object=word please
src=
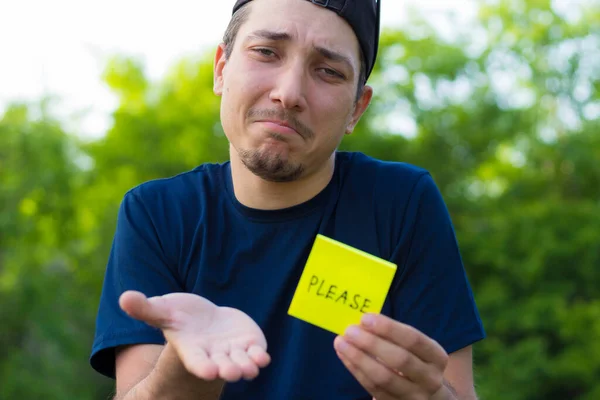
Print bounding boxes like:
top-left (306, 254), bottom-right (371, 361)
top-left (307, 275), bottom-right (371, 313)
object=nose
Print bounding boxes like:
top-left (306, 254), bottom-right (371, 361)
top-left (269, 62), bottom-right (308, 112)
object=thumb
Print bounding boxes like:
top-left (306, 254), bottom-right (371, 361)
top-left (119, 290), bottom-right (172, 329)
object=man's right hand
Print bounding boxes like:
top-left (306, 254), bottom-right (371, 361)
top-left (119, 290), bottom-right (271, 382)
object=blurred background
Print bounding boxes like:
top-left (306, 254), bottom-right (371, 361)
top-left (1, 0), bottom-right (599, 398)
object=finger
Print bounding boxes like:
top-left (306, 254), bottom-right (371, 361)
top-left (230, 348), bottom-right (259, 380)
top-left (361, 314), bottom-right (448, 367)
top-left (334, 336), bottom-right (419, 397)
top-left (336, 346), bottom-right (400, 400)
top-left (343, 325), bottom-right (438, 392)
top-left (211, 352), bottom-right (243, 382)
top-left (119, 291), bottom-right (172, 329)
top-left (337, 350), bottom-right (384, 399)
top-left (247, 344), bottom-right (271, 368)
top-left (179, 347), bottom-right (219, 381)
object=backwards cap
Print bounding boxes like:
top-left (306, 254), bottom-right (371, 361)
top-left (232, 0), bottom-right (381, 80)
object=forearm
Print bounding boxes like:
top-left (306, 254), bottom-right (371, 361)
top-left (117, 343), bottom-right (224, 400)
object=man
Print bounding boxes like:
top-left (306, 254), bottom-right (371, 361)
top-left (90, 0), bottom-right (486, 399)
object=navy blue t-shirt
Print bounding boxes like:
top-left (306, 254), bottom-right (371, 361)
top-left (90, 151), bottom-right (485, 399)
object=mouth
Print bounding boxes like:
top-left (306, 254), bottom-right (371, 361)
top-left (256, 120), bottom-right (300, 136)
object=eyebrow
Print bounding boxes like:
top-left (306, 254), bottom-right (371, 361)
top-left (245, 29), bottom-right (356, 76)
top-left (246, 29), bottom-right (292, 42)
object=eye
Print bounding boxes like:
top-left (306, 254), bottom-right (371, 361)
top-left (252, 48), bottom-right (276, 57)
top-left (320, 68), bottom-right (345, 80)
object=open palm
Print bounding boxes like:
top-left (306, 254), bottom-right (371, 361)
top-left (119, 291), bottom-right (271, 382)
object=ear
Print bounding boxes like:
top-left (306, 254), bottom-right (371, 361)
top-left (346, 85), bottom-right (373, 134)
top-left (214, 43), bottom-right (228, 96)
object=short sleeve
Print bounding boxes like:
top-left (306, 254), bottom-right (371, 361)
top-left (390, 173), bottom-right (485, 354)
top-left (90, 190), bottom-right (184, 379)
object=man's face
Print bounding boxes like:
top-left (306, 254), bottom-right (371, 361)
top-left (214, 0), bottom-right (373, 182)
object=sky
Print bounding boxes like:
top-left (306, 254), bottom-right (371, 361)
top-left (0, 0), bottom-right (475, 138)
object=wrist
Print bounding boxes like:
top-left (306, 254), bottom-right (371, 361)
top-left (142, 343), bottom-right (224, 399)
top-left (431, 380), bottom-right (458, 400)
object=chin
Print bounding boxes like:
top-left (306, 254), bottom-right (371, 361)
top-left (238, 147), bottom-right (304, 183)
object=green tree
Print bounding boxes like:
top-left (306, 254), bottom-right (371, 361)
top-left (0, 102), bottom-right (111, 399)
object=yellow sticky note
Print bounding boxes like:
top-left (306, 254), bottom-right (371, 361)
top-left (288, 234), bottom-right (397, 335)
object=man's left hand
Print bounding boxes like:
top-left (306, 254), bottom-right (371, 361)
top-left (334, 313), bottom-right (451, 400)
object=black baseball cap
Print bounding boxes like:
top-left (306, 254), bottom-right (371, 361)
top-left (231, 0), bottom-right (381, 81)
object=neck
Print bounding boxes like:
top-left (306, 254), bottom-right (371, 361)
top-left (229, 147), bottom-right (335, 210)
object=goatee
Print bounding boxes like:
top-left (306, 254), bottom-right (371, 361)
top-left (238, 146), bottom-right (304, 182)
